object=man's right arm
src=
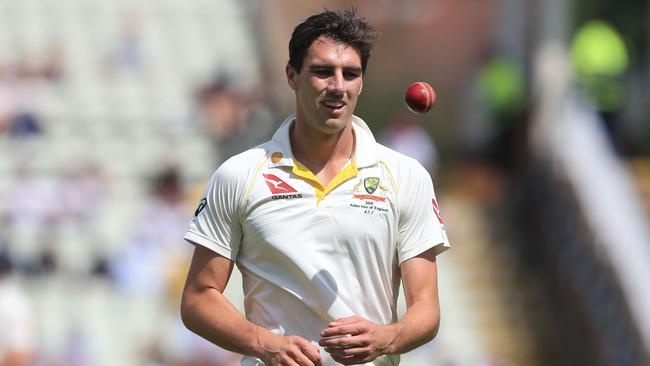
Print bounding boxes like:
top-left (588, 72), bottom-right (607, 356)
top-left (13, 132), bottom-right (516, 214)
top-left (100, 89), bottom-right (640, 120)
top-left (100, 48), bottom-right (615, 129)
top-left (180, 244), bottom-right (322, 366)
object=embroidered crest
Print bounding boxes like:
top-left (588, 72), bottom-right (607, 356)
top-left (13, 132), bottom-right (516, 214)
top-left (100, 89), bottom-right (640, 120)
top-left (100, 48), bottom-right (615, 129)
top-left (364, 177), bottom-right (380, 194)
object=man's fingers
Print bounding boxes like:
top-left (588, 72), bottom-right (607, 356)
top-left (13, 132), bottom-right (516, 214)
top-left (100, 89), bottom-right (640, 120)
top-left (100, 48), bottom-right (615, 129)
top-left (319, 333), bottom-right (354, 349)
top-left (279, 356), bottom-right (301, 366)
top-left (328, 316), bottom-right (361, 325)
top-left (298, 341), bottom-right (321, 365)
top-left (289, 349), bottom-right (317, 366)
top-left (330, 352), bottom-right (369, 365)
top-left (272, 337), bottom-right (320, 366)
top-left (321, 323), bottom-right (366, 338)
top-left (319, 334), bottom-right (366, 349)
top-left (325, 345), bottom-right (369, 357)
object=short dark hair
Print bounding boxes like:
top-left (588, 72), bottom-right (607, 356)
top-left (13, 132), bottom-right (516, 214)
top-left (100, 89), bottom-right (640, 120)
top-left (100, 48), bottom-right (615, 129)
top-left (288, 8), bottom-right (380, 74)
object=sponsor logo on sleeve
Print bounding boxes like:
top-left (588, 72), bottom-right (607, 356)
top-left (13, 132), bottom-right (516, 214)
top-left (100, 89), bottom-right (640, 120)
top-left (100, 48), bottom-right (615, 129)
top-left (194, 197), bottom-right (207, 217)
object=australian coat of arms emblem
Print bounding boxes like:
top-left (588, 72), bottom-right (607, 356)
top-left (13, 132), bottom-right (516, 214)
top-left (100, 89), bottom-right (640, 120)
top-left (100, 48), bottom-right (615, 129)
top-left (364, 177), bottom-right (380, 194)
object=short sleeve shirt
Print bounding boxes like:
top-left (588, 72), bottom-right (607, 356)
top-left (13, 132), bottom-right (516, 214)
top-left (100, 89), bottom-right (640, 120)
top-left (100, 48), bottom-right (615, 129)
top-left (185, 115), bottom-right (450, 366)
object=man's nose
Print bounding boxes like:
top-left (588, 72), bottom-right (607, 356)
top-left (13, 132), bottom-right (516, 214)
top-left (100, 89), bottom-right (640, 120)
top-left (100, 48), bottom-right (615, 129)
top-left (328, 72), bottom-right (345, 94)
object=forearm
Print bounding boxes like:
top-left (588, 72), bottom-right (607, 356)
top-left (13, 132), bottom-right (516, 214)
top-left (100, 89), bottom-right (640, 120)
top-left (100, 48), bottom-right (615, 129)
top-left (180, 287), bottom-right (271, 357)
top-left (385, 299), bottom-right (440, 354)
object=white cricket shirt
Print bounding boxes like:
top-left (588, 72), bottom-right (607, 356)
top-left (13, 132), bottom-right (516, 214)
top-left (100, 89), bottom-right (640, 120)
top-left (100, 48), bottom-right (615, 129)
top-left (185, 115), bottom-right (450, 366)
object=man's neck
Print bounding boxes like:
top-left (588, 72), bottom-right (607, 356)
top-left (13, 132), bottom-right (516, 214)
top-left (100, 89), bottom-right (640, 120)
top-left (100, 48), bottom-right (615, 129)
top-left (290, 119), bottom-right (355, 175)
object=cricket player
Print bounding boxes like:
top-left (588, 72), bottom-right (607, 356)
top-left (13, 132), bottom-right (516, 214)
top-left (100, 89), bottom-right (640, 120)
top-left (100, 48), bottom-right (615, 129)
top-left (181, 8), bottom-right (449, 366)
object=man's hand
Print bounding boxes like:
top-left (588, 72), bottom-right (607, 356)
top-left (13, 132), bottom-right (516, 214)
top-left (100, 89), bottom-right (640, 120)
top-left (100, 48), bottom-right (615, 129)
top-left (259, 333), bottom-right (322, 366)
top-left (318, 316), bottom-right (397, 365)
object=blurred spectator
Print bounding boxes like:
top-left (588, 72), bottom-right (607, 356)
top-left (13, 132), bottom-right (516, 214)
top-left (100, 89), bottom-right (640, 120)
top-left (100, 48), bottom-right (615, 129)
top-left (477, 56), bottom-right (526, 125)
top-left (109, 166), bottom-right (191, 297)
top-left (4, 163), bottom-right (107, 276)
top-left (0, 51), bottom-right (66, 138)
top-left (381, 113), bottom-right (439, 173)
top-left (8, 63), bottom-right (43, 138)
top-left (0, 251), bottom-right (36, 366)
top-left (0, 44), bottom-right (65, 137)
top-left (570, 20), bottom-right (629, 153)
top-left (5, 169), bottom-right (59, 270)
top-left (108, 13), bottom-right (145, 76)
top-left (0, 64), bottom-right (10, 133)
top-left (108, 166), bottom-right (241, 365)
top-left (39, 45), bottom-right (65, 82)
top-left (197, 78), bottom-right (247, 142)
top-left (55, 163), bottom-right (108, 275)
top-left (58, 163), bottom-right (106, 225)
top-left (464, 53), bottom-right (529, 172)
top-left (196, 77), bottom-right (275, 161)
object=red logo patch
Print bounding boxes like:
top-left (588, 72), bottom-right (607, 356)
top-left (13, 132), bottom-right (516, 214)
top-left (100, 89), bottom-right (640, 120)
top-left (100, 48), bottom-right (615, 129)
top-left (353, 194), bottom-right (386, 202)
top-left (432, 198), bottom-right (444, 224)
top-left (263, 174), bottom-right (297, 194)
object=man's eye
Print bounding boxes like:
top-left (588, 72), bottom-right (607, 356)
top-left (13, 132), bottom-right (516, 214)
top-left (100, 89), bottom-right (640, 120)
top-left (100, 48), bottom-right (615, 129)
top-left (313, 69), bottom-right (331, 77)
top-left (344, 72), bottom-right (360, 80)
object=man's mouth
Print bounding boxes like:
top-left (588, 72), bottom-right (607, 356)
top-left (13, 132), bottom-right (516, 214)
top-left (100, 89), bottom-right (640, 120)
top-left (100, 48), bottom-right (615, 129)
top-left (322, 100), bottom-right (346, 112)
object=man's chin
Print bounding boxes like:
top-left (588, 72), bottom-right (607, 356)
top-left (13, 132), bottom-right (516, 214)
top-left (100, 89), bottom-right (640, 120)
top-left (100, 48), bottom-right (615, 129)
top-left (321, 115), bottom-right (351, 129)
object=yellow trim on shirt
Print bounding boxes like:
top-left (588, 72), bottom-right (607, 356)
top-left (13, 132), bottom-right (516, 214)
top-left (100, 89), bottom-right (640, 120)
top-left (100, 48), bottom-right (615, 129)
top-left (292, 158), bottom-right (358, 204)
top-left (242, 156), bottom-right (269, 208)
top-left (379, 160), bottom-right (399, 201)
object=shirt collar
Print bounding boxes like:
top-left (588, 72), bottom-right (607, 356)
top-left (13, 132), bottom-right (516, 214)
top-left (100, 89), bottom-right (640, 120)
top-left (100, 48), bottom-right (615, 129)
top-left (267, 115), bottom-right (379, 168)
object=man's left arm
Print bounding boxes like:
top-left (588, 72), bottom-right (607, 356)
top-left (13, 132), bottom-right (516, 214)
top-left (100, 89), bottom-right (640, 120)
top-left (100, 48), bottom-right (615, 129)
top-left (319, 247), bottom-right (440, 364)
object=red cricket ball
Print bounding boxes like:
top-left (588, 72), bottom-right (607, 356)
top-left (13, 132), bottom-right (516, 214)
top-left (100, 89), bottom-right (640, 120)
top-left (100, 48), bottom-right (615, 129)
top-left (404, 81), bottom-right (436, 113)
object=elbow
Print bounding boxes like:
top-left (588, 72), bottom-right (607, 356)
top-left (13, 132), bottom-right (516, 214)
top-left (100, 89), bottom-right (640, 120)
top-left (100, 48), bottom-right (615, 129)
top-left (428, 308), bottom-right (441, 341)
top-left (421, 307), bottom-right (441, 345)
top-left (430, 316), bottom-right (440, 341)
top-left (180, 290), bottom-right (198, 333)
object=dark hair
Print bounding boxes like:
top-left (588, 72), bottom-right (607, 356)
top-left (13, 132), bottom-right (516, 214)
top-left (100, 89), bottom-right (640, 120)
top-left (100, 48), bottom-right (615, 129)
top-left (288, 8), bottom-right (380, 74)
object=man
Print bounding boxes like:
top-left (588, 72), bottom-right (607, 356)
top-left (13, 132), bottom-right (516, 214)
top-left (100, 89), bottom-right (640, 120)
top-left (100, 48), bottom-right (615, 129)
top-left (181, 9), bottom-right (449, 366)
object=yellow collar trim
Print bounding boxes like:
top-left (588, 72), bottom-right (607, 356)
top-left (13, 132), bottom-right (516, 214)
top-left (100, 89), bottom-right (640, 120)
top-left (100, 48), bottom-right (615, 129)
top-left (292, 157), bottom-right (358, 204)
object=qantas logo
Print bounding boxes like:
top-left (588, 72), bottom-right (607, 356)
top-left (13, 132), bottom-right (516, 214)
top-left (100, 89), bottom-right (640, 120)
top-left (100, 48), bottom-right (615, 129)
top-left (272, 194), bottom-right (302, 200)
top-left (263, 174), bottom-right (297, 194)
top-left (432, 198), bottom-right (444, 224)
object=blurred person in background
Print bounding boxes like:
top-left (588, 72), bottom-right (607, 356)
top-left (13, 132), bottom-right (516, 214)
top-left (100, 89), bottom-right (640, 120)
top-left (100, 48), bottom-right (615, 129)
top-left (181, 8), bottom-right (449, 366)
top-left (58, 163), bottom-right (105, 226)
top-left (107, 12), bottom-right (145, 77)
top-left (5, 168), bottom-right (59, 272)
top-left (467, 53), bottom-right (528, 173)
top-left (381, 112), bottom-right (439, 174)
top-left (0, 65), bottom-right (43, 138)
top-left (571, 20), bottom-right (629, 154)
top-left (196, 76), bottom-right (276, 163)
top-left (0, 60), bottom-right (12, 134)
top-left (0, 250), bottom-right (36, 366)
top-left (110, 165), bottom-right (191, 297)
top-left (0, 46), bottom-right (65, 139)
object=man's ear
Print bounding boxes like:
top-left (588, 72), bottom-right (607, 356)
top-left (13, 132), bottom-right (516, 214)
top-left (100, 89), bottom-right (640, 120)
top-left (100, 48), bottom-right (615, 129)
top-left (286, 63), bottom-right (297, 90)
top-left (359, 81), bottom-right (363, 95)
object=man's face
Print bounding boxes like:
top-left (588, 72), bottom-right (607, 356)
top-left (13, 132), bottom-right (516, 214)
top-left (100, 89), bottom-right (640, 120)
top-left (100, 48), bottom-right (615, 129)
top-left (286, 36), bottom-right (363, 135)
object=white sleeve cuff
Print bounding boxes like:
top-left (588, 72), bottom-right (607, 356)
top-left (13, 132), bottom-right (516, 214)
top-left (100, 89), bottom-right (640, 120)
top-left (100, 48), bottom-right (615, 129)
top-left (184, 231), bottom-right (237, 260)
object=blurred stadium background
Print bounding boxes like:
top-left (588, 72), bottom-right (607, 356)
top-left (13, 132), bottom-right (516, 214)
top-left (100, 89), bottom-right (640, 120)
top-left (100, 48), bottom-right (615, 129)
top-left (1, 0), bottom-right (649, 365)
